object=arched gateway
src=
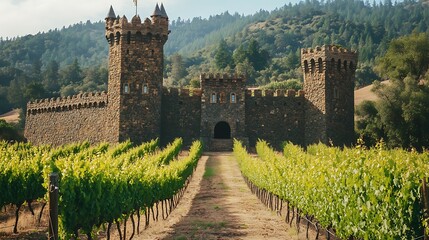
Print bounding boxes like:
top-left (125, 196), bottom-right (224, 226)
top-left (214, 121), bottom-right (231, 139)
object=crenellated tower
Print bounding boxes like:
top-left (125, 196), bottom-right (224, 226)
top-left (105, 4), bottom-right (169, 143)
top-left (302, 45), bottom-right (357, 146)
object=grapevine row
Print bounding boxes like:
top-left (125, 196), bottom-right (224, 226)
top-left (0, 138), bottom-right (202, 239)
top-left (234, 139), bottom-right (429, 239)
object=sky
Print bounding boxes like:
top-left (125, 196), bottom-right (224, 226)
top-left (0, 0), bottom-right (290, 39)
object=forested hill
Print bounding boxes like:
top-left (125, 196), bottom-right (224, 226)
top-left (0, 0), bottom-right (428, 114)
top-left (1, 0), bottom-right (428, 67)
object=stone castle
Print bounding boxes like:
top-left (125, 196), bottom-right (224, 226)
top-left (24, 4), bottom-right (358, 150)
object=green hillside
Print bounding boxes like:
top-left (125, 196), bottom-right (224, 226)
top-left (0, 0), bottom-right (428, 114)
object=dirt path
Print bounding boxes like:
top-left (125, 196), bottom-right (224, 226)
top-left (140, 152), bottom-right (319, 240)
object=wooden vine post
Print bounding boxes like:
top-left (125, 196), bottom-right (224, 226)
top-left (49, 173), bottom-right (59, 240)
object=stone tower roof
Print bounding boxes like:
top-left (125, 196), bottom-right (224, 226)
top-left (152, 3), bottom-right (162, 16)
top-left (160, 3), bottom-right (168, 18)
top-left (106, 5), bottom-right (116, 19)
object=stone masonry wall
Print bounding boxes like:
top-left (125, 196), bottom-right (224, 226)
top-left (245, 89), bottom-right (306, 149)
top-left (161, 88), bottom-right (201, 146)
top-left (25, 92), bottom-right (111, 146)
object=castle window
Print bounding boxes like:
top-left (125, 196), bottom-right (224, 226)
top-left (230, 93), bottom-right (237, 103)
top-left (318, 58), bottom-right (323, 73)
top-left (310, 59), bottom-right (315, 73)
top-left (350, 61), bottom-right (355, 71)
top-left (211, 93), bottom-right (217, 103)
top-left (333, 87), bottom-right (339, 99)
top-left (344, 60), bottom-right (348, 71)
top-left (115, 32), bottom-right (121, 43)
top-left (331, 58), bottom-right (335, 69)
top-left (108, 33), bottom-right (114, 46)
top-left (143, 84), bottom-right (149, 94)
top-left (136, 32), bottom-right (142, 42)
top-left (127, 32), bottom-right (131, 44)
top-left (124, 83), bottom-right (130, 94)
top-left (304, 60), bottom-right (309, 73)
top-left (337, 59), bottom-right (342, 71)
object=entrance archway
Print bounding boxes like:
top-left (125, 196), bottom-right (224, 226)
top-left (214, 121), bottom-right (231, 139)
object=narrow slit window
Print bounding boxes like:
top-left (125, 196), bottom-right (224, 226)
top-left (230, 93), bottom-right (236, 103)
top-left (211, 93), bottom-right (217, 103)
top-left (124, 83), bottom-right (130, 94)
top-left (143, 84), bottom-right (148, 94)
top-left (333, 87), bottom-right (339, 99)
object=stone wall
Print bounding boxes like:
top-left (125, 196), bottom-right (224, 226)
top-left (161, 88), bottom-right (202, 146)
top-left (25, 92), bottom-right (111, 146)
top-left (245, 89), bottom-right (306, 149)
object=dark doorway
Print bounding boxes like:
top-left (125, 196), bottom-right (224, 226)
top-left (214, 121), bottom-right (231, 139)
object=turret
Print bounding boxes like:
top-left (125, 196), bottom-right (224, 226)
top-left (105, 4), bottom-right (169, 144)
top-left (302, 45), bottom-right (357, 146)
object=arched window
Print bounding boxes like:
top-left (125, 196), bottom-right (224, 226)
top-left (124, 83), bottom-right (130, 94)
top-left (109, 33), bottom-right (114, 46)
top-left (115, 32), bottom-right (121, 43)
top-left (230, 93), bottom-right (236, 103)
top-left (127, 31), bottom-right (131, 44)
top-left (318, 58), bottom-right (323, 73)
top-left (135, 32), bottom-right (142, 42)
top-left (211, 93), bottom-right (217, 103)
top-left (337, 59), bottom-right (342, 71)
top-left (304, 60), bottom-right (309, 73)
top-left (310, 59), bottom-right (316, 73)
top-left (344, 60), bottom-right (348, 71)
top-left (143, 84), bottom-right (148, 94)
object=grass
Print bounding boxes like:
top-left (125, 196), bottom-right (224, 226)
top-left (192, 220), bottom-right (228, 230)
top-left (203, 167), bottom-right (215, 178)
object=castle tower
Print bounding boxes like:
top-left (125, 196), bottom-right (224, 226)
top-left (302, 45), bottom-right (357, 146)
top-left (200, 73), bottom-right (247, 151)
top-left (105, 4), bottom-right (169, 143)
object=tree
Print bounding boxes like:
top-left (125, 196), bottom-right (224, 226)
top-left (356, 33), bottom-right (429, 150)
top-left (246, 39), bottom-right (269, 71)
top-left (214, 39), bottom-right (233, 70)
top-left (170, 53), bottom-right (187, 86)
top-left (375, 32), bottom-right (429, 80)
top-left (43, 60), bottom-right (60, 92)
top-left (60, 59), bottom-right (83, 85)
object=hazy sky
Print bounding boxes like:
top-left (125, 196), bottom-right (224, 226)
top-left (0, 0), bottom-right (291, 39)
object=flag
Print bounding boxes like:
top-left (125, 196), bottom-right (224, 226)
top-left (133, 0), bottom-right (137, 6)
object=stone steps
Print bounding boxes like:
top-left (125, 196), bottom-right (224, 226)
top-left (209, 139), bottom-right (233, 152)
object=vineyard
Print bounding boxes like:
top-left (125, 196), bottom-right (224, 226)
top-left (234, 139), bottom-right (429, 239)
top-left (0, 138), bottom-right (203, 239)
top-left (2, 138), bottom-right (429, 239)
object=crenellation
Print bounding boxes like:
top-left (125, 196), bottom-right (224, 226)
top-left (27, 91), bottom-right (108, 114)
top-left (287, 89), bottom-right (296, 97)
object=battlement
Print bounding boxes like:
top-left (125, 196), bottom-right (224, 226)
top-left (105, 4), bottom-right (169, 45)
top-left (301, 45), bottom-right (358, 73)
top-left (162, 87), bottom-right (202, 97)
top-left (27, 92), bottom-right (108, 114)
top-left (200, 73), bottom-right (246, 89)
top-left (245, 89), bottom-right (305, 98)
